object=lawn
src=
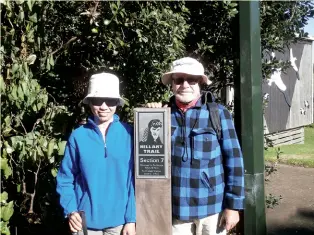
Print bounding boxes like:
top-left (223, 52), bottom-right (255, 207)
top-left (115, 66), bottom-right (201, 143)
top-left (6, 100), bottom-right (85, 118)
top-left (264, 124), bottom-right (314, 167)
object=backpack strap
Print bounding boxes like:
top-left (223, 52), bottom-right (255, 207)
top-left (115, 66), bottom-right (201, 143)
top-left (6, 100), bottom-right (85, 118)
top-left (206, 102), bottom-right (222, 141)
top-left (203, 91), bottom-right (222, 141)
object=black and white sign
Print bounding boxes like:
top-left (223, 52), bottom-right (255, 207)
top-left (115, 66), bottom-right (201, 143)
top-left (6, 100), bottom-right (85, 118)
top-left (134, 108), bottom-right (169, 178)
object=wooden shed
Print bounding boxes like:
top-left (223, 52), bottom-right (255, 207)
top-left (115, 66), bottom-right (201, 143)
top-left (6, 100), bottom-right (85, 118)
top-left (263, 38), bottom-right (314, 146)
top-left (224, 38), bottom-right (314, 146)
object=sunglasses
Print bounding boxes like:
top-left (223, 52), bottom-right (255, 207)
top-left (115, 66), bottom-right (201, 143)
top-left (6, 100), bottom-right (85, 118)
top-left (89, 98), bottom-right (119, 107)
top-left (172, 77), bottom-right (200, 85)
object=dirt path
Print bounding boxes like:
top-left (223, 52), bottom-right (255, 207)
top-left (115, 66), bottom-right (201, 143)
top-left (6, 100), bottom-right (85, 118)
top-left (265, 164), bottom-right (314, 235)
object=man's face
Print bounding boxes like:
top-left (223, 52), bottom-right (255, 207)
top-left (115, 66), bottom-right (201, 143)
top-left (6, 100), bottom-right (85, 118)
top-left (150, 127), bottom-right (161, 140)
top-left (89, 98), bottom-right (118, 124)
top-left (171, 73), bottom-right (201, 103)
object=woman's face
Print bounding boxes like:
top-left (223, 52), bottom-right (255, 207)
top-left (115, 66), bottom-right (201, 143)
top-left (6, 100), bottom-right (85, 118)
top-left (89, 98), bottom-right (118, 124)
top-left (150, 126), bottom-right (161, 140)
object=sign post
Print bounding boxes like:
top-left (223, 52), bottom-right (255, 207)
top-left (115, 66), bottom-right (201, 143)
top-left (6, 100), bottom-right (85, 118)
top-left (234, 2), bottom-right (267, 234)
top-left (134, 108), bottom-right (172, 235)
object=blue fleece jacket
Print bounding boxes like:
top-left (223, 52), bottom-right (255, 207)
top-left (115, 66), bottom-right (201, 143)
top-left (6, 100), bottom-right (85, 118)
top-left (56, 115), bottom-right (135, 230)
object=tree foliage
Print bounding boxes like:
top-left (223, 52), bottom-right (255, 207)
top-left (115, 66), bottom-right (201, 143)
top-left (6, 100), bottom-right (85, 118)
top-left (1, 1), bottom-right (313, 234)
top-left (35, 1), bottom-right (189, 122)
top-left (1, 1), bottom-right (70, 233)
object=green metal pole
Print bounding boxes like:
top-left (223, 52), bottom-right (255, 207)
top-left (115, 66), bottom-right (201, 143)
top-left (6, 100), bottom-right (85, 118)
top-left (235, 1), bottom-right (266, 235)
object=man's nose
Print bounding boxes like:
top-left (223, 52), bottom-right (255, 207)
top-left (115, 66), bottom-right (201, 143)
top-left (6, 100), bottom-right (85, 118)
top-left (181, 80), bottom-right (190, 88)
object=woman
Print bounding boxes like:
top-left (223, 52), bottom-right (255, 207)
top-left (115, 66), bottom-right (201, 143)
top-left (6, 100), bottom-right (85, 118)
top-left (140, 119), bottom-right (163, 145)
top-left (56, 72), bottom-right (136, 235)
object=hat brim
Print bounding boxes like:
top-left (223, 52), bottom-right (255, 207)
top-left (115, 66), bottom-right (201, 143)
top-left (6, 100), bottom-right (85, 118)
top-left (82, 95), bottom-right (125, 106)
top-left (161, 72), bottom-right (212, 85)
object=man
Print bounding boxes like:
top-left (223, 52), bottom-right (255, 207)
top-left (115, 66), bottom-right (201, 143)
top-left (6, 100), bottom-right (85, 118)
top-left (57, 72), bottom-right (136, 235)
top-left (147, 57), bottom-right (244, 235)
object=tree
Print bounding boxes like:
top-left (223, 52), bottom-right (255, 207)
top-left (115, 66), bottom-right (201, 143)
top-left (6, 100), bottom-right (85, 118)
top-left (1, 1), bottom-right (70, 233)
top-left (36, 1), bottom-right (189, 122)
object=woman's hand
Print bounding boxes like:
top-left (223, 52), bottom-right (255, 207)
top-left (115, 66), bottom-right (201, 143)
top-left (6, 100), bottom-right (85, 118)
top-left (68, 212), bottom-right (82, 233)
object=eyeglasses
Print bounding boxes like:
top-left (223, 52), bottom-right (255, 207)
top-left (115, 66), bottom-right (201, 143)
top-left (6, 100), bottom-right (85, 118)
top-left (172, 77), bottom-right (199, 85)
top-left (89, 98), bottom-right (119, 107)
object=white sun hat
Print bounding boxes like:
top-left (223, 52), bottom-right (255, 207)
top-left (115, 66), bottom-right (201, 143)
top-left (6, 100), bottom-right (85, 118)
top-left (82, 72), bottom-right (124, 106)
top-left (161, 57), bottom-right (212, 85)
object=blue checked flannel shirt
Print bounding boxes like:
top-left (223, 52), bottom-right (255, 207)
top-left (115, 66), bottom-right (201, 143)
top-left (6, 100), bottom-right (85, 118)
top-left (170, 94), bottom-right (245, 221)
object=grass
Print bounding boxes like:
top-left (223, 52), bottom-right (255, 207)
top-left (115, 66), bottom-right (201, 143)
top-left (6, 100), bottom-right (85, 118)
top-left (264, 124), bottom-right (314, 168)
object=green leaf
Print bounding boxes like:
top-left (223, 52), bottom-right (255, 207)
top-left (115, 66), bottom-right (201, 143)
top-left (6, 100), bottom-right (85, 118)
top-left (11, 85), bottom-right (18, 100)
top-left (29, 13), bottom-right (37, 23)
top-left (12, 64), bottom-right (18, 74)
top-left (46, 57), bottom-right (51, 71)
top-left (2, 127), bottom-right (12, 136)
top-left (91, 28), bottom-right (98, 34)
top-left (0, 192), bottom-right (8, 202)
top-left (51, 168), bottom-right (58, 177)
top-left (47, 140), bottom-right (55, 158)
top-left (26, 54), bottom-right (37, 65)
top-left (32, 104), bottom-right (38, 112)
top-left (27, 0), bottom-right (33, 11)
top-left (36, 145), bottom-right (44, 157)
top-left (0, 75), bottom-right (5, 93)
top-left (4, 166), bottom-right (12, 179)
top-left (58, 141), bottom-right (67, 155)
top-left (5, 146), bottom-right (13, 154)
top-left (23, 62), bottom-right (29, 76)
top-left (19, 10), bottom-right (24, 21)
top-left (21, 81), bottom-right (28, 96)
top-left (17, 184), bottom-right (21, 193)
top-left (49, 156), bottom-right (55, 164)
top-left (1, 201), bottom-right (14, 221)
top-left (17, 85), bottom-right (24, 100)
top-left (42, 94), bottom-right (48, 105)
top-left (4, 116), bottom-right (11, 126)
top-left (18, 144), bottom-right (26, 160)
top-left (37, 102), bottom-right (42, 111)
top-left (0, 221), bottom-right (11, 235)
top-left (136, 29), bottom-right (142, 38)
top-left (49, 54), bottom-right (54, 66)
top-left (26, 29), bottom-right (34, 41)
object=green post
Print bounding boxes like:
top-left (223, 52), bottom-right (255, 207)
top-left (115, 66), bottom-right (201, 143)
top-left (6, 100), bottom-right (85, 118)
top-left (234, 1), bottom-right (266, 235)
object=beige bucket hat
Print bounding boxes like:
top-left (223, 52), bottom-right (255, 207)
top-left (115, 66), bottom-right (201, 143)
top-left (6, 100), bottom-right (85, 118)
top-left (82, 72), bottom-right (124, 106)
top-left (161, 57), bottom-right (212, 85)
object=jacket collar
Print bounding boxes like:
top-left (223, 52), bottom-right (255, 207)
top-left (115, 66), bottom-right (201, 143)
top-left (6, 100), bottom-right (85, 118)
top-left (170, 91), bottom-right (215, 110)
top-left (87, 114), bottom-right (120, 129)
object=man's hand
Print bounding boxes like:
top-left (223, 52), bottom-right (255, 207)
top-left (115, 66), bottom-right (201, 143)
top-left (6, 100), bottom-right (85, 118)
top-left (68, 212), bottom-right (82, 233)
top-left (122, 222), bottom-right (136, 235)
top-left (219, 209), bottom-right (240, 232)
top-left (145, 102), bottom-right (167, 108)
